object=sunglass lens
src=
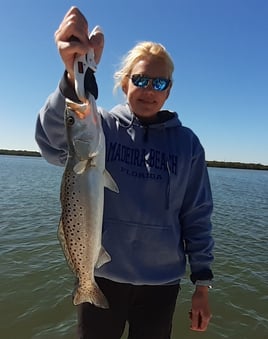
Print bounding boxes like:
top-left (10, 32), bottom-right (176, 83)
top-left (132, 75), bottom-right (148, 88)
top-left (153, 78), bottom-right (170, 91)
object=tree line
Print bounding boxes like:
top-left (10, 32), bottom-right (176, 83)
top-left (0, 149), bottom-right (267, 170)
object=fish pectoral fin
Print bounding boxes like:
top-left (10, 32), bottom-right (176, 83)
top-left (103, 169), bottom-right (119, 193)
top-left (96, 246), bottom-right (111, 269)
top-left (73, 160), bottom-right (88, 174)
top-left (73, 140), bottom-right (91, 158)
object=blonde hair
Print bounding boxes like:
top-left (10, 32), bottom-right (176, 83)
top-left (114, 41), bottom-right (174, 92)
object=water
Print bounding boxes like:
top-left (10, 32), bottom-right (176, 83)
top-left (0, 155), bottom-right (267, 339)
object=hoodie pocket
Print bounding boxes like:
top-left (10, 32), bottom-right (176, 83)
top-left (100, 219), bottom-right (186, 284)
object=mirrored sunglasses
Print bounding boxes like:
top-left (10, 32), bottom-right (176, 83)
top-left (129, 74), bottom-right (171, 91)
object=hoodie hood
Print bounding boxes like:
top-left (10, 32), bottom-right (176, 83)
top-left (109, 103), bottom-right (182, 129)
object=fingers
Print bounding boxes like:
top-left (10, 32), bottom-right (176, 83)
top-left (55, 6), bottom-right (89, 52)
top-left (88, 27), bottom-right (104, 65)
top-left (54, 6), bottom-right (105, 86)
top-left (54, 7), bottom-right (91, 82)
top-left (189, 309), bottom-right (212, 331)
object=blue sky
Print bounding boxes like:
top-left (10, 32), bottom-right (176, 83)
top-left (1, 0), bottom-right (267, 164)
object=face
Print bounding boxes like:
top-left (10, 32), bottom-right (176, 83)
top-left (123, 57), bottom-right (171, 120)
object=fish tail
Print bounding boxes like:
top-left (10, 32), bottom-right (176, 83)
top-left (73, 281), bottom-right (109, 309)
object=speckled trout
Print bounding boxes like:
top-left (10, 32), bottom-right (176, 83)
top-left (58, 85), bottom-right (119, 308)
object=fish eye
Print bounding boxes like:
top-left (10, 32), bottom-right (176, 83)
top-left (66, 116), bottom-right (75, 126)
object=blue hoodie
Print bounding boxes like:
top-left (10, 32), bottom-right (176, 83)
top-left (35, 86), bottom-right (214, 286)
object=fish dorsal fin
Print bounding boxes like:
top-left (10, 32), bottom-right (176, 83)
top-left (73, 160), bottom-right (88, 174)
top-left (96, 246), bottom-right (111, 269)
top-left (103, 169), bottom-right (119, 193)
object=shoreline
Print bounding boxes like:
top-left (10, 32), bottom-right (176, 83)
top-left (0, 149), bottom-right (267, 170)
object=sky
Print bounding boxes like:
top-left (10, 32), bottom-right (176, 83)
top-left (0, 0), bottom-right (267, 164)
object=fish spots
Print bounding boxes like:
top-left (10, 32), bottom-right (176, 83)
top-left (60, 169), bottom-right (88, 272)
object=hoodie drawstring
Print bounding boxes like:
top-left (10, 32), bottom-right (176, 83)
top-left (164, 127), bottom-right (172, 210)
top-left (165, 160), bottom-right (171, 210)
top-left (144, 125), bottom-right (172, 210)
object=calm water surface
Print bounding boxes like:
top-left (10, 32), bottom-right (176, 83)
top-left (0, 155), bottom-right (267, 339)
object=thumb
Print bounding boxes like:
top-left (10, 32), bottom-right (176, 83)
top-left (88, 26), bottom-right (104, 65)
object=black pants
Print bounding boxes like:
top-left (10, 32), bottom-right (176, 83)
top-left (77, 277), bottom-right (180, 339)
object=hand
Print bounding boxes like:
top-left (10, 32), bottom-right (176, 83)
top-left (189, 286), bottom-right (212, 331)
top-left (54, 6), bottom-right (104, 86)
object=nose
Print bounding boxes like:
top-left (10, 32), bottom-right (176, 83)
top-left (144, 79), bottom-right (155, 91)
